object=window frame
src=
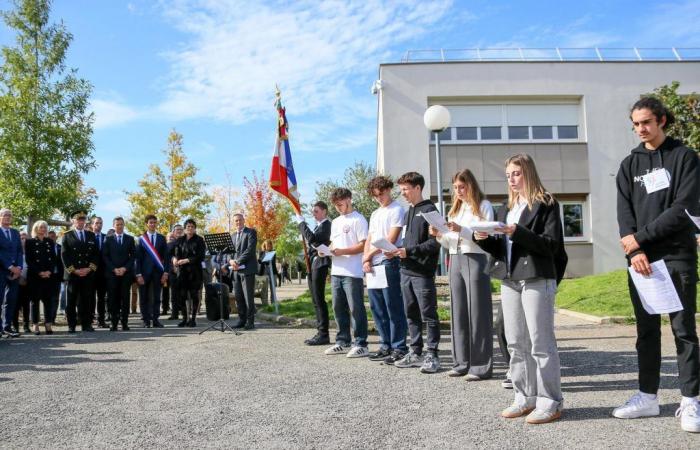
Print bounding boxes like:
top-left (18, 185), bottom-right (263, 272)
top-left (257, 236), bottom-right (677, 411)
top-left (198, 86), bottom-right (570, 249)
top-left (559, 200), bottom-right (590, 243)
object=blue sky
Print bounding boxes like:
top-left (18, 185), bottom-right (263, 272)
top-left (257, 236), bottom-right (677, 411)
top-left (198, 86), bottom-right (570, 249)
top-left (1, 0), bottom-right (699, 222)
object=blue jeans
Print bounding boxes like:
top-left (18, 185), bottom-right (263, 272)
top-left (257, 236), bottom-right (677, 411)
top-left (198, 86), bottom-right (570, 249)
top-left (368, 258), bottom-right (407, 352)
top-left (0, 272), bottom-right (19, 330)
top-left (331, 275), bottom-right (367, 347)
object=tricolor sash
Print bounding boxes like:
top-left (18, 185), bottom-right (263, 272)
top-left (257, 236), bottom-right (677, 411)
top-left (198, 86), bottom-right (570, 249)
top-left (140, 234), bottom-right (165, 272)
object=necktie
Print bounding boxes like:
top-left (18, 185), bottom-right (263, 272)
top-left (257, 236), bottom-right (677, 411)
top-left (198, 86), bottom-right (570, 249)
top-left (4, 229), bottom-right (9, 241)
top-left (118, 235), bottom-right (122, 245)
top-left (151, 234), bottom-right (155, 246)
top-left (97, 235), bottom-right (102, 250)
top-left (79, 231), bottom-right (83, 242)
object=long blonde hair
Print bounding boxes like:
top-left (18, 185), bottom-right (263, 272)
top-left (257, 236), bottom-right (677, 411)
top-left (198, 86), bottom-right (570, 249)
top-left (505, 154), bottom-right (554, 209)
top-left (448, 169), bottom-right (486, 219)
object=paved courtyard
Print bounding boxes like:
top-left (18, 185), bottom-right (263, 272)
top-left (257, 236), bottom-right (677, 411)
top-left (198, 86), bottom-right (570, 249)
top-left (1, 287), bottom-right (698, 448)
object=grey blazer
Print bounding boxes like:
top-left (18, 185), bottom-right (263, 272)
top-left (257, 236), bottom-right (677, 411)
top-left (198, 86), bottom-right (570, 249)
top-left (231, 227), bottom-right (258, 276)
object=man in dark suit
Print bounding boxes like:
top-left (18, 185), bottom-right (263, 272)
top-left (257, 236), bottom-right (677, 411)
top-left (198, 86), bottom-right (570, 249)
top-left (297, 201), bottom-right (332, 345)
top-left (229, 213), bottom-right (258, 330)
top-left (103, 217), bottom-right (136, 331)
top-left (61, 210), bottom-right (100, 333)
top-left (134, 214), bottom-right (169, 328)
top-left (47, 230), bottom-right (64, 322)
top-left (0, 209), bottom-right (23, 338)
top-left (91, 216), bottom-right (108, 327)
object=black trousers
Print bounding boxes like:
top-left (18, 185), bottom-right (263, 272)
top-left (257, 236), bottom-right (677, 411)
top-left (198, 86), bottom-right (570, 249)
top-left (108, 274), bottom-right (132, 326)
top-left (400, 273), bottom-right (440, 355)
top-left (30, 277), bottom-right (56, 324)
top-left (307, 265), bottom-right (329, 336)
top-left (495, 302), bottom-right (510, 364)
top-left (66, 275), bottom-right (95, 329)
top-left (93, 271), bottom-right (107, 323)
top-left (162, 285), bottom-right (170, 314)
top-left (233, 272), bottom-right (256, 325)
top-left (630, 258), bottom-right (699, 397)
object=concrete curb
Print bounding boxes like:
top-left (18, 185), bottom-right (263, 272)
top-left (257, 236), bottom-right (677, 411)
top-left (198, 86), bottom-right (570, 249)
top-left (555, 308), bottom-right (631, 324)
top-left (257, 312), bottom-right (452, 330)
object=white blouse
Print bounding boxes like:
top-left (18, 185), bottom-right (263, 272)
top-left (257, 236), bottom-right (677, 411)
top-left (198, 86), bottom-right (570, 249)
top-left (506, 198), bottom-right (528, 266)
top-left (437, 199), bottom-right (494, 255)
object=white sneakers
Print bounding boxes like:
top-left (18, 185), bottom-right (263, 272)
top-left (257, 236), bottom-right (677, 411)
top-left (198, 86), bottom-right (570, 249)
top-left (323, 344), bottom-right (369, 358)
top-left (676, 398), bottom-right (700, 433)
top-left (324, 344), bottom-right (350, 355)
top-left (346, 346), bottom-right (369, 358)
top-left (613, 392), bottom-right (700, 433)
top-left (612, 392), bottom-right (660, 419)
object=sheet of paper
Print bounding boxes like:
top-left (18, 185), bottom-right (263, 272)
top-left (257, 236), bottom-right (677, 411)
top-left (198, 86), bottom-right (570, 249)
top-left (471, 221), bottom-right (506, 234)
top-left (628, 260), bottom-right (683, 315)
top-left (313, 244), bottom-right (332, 257)
top-left (261, 251), bottom-right (276, 263)
top-left (421, 211), bottom-right (449, 234)
top-left (366, 264), bottom-right (388, 289)
top-left (686, 209), bottom-right (700, 230)
top-left (371, 238), bottom-right (398, 253)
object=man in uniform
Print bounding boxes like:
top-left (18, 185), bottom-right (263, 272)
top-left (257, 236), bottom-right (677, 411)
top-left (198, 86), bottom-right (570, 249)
top-left (61, 210), bottom-right (99, 333)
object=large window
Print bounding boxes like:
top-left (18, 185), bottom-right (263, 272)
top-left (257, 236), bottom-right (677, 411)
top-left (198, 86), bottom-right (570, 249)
top-left (430, 103), bottom-right (583, 144)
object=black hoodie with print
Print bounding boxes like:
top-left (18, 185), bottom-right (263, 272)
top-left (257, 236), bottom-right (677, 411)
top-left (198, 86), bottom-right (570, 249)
top-left (616, 137), bottom-right (699, 263)
top-left (400, 199), bottom-right (441, 277)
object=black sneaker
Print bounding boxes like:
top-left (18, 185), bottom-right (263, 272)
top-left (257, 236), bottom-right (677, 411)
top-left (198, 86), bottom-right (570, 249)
top-left (369, 348), bottom-right (392, 361)
top-left (305, 335), bottom-right (330, 346)
top-left (382, 350), bottom-right (406, 365)
top-left (4, 327), bottom-right (19, 338)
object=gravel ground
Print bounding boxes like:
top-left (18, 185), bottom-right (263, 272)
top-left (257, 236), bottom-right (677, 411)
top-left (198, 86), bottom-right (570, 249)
top-left (1, 316), bottom-right (699, 449)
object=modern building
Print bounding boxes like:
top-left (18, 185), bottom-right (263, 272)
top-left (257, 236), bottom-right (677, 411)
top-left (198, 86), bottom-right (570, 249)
top-left (374, 48), bottom-right (700, 277)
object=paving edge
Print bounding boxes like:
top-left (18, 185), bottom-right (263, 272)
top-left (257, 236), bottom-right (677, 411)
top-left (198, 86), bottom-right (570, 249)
top-left (555, 308), bottom-right (630, 324)
top-left (256, 312), bottom-right (452, 330)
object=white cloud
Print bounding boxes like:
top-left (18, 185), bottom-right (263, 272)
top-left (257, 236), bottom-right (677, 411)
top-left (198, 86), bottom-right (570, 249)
top-left (91, 95), bottom-right (142, 129)
top-left (156, 0), bottom-right (454, 123)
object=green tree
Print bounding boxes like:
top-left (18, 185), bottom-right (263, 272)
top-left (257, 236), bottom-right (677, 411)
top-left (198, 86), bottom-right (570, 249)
top-left (0, 0), bottom-right (95, 229)
top-left (125, 129), bottom-right (212, 236)
top-left (314, 160), bottom-right (377, 220)
top-left (648, 81), bottom-right (700, 151)
top-left (274, 202), bottom-right (303, 262)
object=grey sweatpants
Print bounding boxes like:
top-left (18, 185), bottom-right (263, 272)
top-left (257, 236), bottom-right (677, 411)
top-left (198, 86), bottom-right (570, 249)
top-left (501, 278), bottom-right (562, 412)
top-left (448, 253), bottom-right (493, 377)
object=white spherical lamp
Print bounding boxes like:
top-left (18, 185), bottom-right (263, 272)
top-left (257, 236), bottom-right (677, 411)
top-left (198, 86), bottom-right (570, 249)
top-left (423, 105), bottom-right (451, 131)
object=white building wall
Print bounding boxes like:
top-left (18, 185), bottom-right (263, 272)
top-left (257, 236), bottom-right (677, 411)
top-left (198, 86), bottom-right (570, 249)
top-left (376, 61), bottom-right (700, 274)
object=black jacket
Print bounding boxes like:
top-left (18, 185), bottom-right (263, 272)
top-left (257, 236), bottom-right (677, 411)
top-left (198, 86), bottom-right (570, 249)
top-left (25, 238), bottom-right (56, 280)
top-left (135, 232), bottom-right (169, 278)
top-left (400, 199), bottom-right (440, 278)
top-left (61, 229), bottom-right (99, 280)
top-left (476, 198), bottom-right (567, 284)
top-left (299, 219), bottom-right (332, 270)
top-left (102, 234), bottom-right (136, 279)
top-left (616, 137), bottom-right (699, 263)
top-left (231, 227), bottom-right (258, 276)
top-left (173, 234), bottom-right (206, 289)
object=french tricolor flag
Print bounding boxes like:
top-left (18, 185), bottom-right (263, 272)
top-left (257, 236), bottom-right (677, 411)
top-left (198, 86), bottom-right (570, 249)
top-left (269, 88), bottom-right (301, 214)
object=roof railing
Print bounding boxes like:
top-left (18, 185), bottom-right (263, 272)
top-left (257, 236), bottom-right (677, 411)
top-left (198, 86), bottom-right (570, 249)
top-left (400, 47), bottom-right (700, 63)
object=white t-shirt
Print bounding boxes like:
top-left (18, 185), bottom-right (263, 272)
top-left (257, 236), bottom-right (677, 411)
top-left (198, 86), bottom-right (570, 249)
top-left (506, 198), bottom-right (528, 266)
top-left (437, 199), bottom-right (493, 255)
top-left (368, 200), bottom-right (405, 265)
top-left (330, 210), bottom-right (368, 278)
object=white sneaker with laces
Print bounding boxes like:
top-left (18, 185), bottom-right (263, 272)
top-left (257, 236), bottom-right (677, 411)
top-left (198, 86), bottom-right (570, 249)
top-left (346, 346), bottom-right (369, 358)
top-left (324, 344), bottom-right (350, 355)
top-left (676, 398), bottom-right (700, 433)
top-left (612, 392), bottom-right (660, 419)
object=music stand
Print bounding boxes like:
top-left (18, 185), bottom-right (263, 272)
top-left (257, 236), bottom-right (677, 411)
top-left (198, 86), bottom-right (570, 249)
top-left (200, 232), bottom-right (239, 335)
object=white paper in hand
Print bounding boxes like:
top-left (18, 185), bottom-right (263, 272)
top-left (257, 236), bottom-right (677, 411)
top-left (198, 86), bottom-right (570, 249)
top-left (628, 260), bottom-right (683, 315)
top-left (686, 209), bottom-right (700, 230)
top-left (293, 214), bottom-right (305, 224)
top-left (366, 264), bottom-right (388, 289)
top-left (421, 211), bottom-right (449, 234)
top-left (313, 244), bottom-right (332, 257)
top-left (371, 238), bottom-right (398, 253)
top-left (471, 221), bottom-right (506, 234)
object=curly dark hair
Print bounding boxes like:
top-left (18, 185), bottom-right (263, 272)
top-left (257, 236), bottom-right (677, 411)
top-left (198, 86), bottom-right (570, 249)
top-left (396, 172), bottom-right (425, 190)
top-left (630, 97), bottom-right (676, 129)
top-left (366, 175), bottom-right (394, 196)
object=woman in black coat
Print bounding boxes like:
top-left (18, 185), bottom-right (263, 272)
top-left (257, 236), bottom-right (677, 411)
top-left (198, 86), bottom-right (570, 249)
top-left (25, 220), bottom-right (57, 335)
top-left (171, 219), bottom-right (206, 327)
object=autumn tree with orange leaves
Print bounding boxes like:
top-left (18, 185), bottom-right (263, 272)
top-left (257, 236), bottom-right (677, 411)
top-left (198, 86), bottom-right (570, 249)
top-left (242, 171), bottom-right (287, 246)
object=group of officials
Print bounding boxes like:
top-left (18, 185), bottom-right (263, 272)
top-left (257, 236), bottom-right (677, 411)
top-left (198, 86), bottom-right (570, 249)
top-left (0, 209), bottom-right (261, 335)
top-left (294, 97), bottom-right (699, 431)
